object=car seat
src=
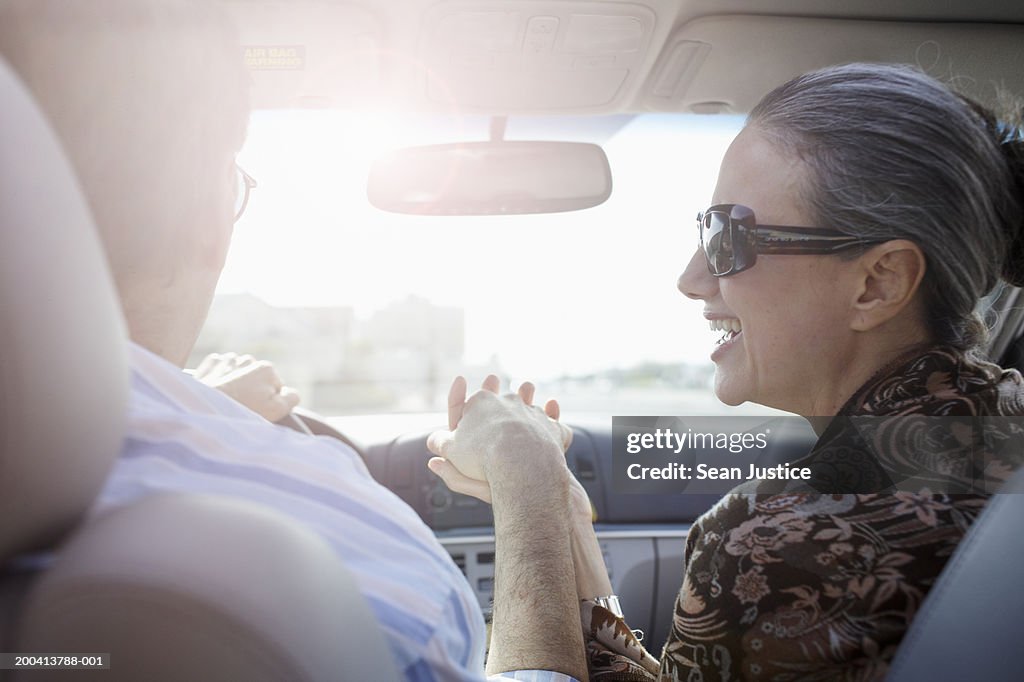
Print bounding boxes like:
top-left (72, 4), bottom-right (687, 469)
top-left (0, 56), bottom-right (399, 682)
top-left (885, 462), bottom-right (1024, 681)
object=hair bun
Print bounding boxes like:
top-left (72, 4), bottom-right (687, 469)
top-left (958, 94), bottom-right (1024, 286)
top-left (997, 130), bottom-right (1024, 286)
top-left (1000, 133), bottom-right (1024, 286)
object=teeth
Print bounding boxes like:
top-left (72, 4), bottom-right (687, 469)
top-left (708, 318), bottom-right (742, 333)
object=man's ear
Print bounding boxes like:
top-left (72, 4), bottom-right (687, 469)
top-left (849, 240), bottom-right (927, 332)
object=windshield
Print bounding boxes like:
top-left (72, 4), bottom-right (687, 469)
top-left (190, 111), bottom-right (777, 416)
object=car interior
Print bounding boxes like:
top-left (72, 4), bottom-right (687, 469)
top-left (2, 1), bottom-right (1024, 680)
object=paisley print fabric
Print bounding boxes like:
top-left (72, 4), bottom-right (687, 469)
top-left (583, 347), bottom-right (1024, 681)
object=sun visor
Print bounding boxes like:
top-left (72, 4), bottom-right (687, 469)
top-left (646, 15), bottom-right (1024, 114)
top-left (221, 1), bottom-right (384, 109)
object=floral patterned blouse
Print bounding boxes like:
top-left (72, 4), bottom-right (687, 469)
top-left (582, 346), bottom-right (1024, 681)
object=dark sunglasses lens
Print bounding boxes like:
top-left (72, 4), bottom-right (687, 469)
top-left (701, 211), bottom-right (733, 275)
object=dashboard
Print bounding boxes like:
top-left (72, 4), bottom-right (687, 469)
top-left (353, 418), bottom-right (819, 652)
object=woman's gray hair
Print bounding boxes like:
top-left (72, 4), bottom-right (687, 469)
top-left (748, 63), bottom-right (1024, 351)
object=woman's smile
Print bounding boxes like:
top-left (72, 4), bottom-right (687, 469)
top-left (708, 316), bottom-right (743, 361)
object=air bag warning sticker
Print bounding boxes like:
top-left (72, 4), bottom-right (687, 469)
top-left (244, 45), bottom-right (305, 70)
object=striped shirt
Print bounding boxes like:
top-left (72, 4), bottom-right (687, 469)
top-left (94, 342), bottom-right (578, 682)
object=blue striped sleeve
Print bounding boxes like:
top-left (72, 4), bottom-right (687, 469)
top-left (487, 671), bottom-right (581, 682)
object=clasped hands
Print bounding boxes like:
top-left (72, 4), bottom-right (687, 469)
top-left (427, 375), bottom-right (592, 524)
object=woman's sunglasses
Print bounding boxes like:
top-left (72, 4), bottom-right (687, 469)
top-left (697, 203), bottom-right (882, 277)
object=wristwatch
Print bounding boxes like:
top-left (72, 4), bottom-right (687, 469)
top-left (589, 595), bottom-right (623, 618)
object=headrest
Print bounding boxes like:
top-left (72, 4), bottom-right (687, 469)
top-left (14, 494), bottom-right (400, 681)
top-left (0, 57), bottom-right (129, 563)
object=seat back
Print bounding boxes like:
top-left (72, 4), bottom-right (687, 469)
top-left (0, 48), bottom-right (128, 569)
top-left (886, 465), bottom-right (1024, 681)
top-left (0, 55), bottom-right (399, 682)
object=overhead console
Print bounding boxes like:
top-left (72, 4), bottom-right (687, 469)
top-left (418, 1), bottom-right (661, 112)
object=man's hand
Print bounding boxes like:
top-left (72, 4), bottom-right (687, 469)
top-left (427, 375), bottom-right (589, 679)
top-left (427, 375), bottom-right (594, 526)
top-left (195, 352), bottom-right (300, 422)
top-left (426, 375), bottom-right (572, 493)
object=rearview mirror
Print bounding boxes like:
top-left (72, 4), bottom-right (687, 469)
top-left (367, 141), bottom-right (612, 215)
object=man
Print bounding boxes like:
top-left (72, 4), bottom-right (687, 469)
top-left (0, 1), bottom-right (584, 680)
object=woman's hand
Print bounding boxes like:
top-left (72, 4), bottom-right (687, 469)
top-left (427, 375), bottom-right (594, 525)
top-left (194, 352), bottom-right (300, 422)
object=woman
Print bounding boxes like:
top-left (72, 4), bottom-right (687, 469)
top-left (428, 63), bottom-right (1024, 680)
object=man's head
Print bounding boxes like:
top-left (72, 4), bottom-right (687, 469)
top-left (0, 0), bottom-right (249, 365)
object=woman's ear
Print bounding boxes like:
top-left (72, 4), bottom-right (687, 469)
top-left (850, 240), bottom-right (927, 332)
